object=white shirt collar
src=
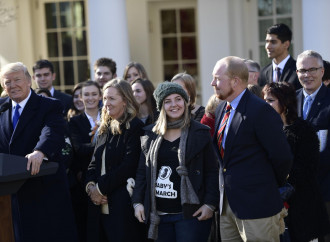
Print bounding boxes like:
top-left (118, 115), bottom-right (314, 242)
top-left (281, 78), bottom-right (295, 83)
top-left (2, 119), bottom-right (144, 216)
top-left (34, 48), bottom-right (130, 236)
top-left (85, 111), bottom-right (100, 128)
top-left (303, 83), bottom-right (323, 101)
top-left (49, 86), bottom-right (55, 96)
top-left (272, 55), bottom-right (290, 71)
top-left (11, 89), bottom-right (32, 113)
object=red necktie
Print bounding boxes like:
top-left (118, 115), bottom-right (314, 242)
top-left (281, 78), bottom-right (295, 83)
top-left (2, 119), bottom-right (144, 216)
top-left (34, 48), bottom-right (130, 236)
top-left (217, 104), bottom-right (232, 158)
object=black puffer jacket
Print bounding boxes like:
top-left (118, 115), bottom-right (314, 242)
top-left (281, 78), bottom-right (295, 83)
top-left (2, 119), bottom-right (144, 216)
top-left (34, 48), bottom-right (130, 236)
top-left (284, 118), bottom-right (330, 242)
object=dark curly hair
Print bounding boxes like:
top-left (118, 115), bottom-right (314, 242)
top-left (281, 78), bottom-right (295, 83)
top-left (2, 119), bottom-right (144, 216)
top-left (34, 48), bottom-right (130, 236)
top-left (262, 82), bottom-right (297, 125)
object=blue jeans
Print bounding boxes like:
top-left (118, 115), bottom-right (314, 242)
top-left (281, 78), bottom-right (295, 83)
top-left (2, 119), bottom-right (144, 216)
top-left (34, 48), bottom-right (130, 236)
top-left (156, 213), bottom-right (212, 242)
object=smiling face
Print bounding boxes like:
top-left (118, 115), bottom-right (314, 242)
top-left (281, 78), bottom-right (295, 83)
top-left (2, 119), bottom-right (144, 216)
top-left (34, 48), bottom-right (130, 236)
top-left (296, 56), bottom-right (324, 95)
top-left (163, 93), bottom-right (185, 122)
top-left (2, 70), bottom-right (31, 103)
top-left (131, 82), bottom-right (147, 104)
top-left (126, 67), bottom-right (141, 83)
top-left (33, 67), bottom-right (56, 90)
top-left (94, 66), bottom-right (114, 88)
top-left (81, 85), bottom-right (102, 111)
top-left (73, 88), bottom-right (84, 111)
top-left (103, 87), bottom-right (126, 120)
top-left (265, 34), bottom-right (289, 64)
top-left (211, 61), bottom-right (235, 102)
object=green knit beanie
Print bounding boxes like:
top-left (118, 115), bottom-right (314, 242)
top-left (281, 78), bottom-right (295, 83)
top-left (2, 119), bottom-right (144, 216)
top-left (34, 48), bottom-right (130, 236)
top-left (153, 82), bottom-right (189, 111)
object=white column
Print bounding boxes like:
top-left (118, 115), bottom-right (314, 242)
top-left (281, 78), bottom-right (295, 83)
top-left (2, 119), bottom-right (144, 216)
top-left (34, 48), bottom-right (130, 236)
top-left (87, 0), bottom-right (130, 78)
top-left (197, 0), bottom-right (231, 105)
top-left (301, 0), bottom-right (330, 61)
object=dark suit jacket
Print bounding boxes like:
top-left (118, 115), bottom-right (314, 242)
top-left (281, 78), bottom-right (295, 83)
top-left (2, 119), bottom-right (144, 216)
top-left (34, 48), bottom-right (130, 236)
top-left (259, 56), bottom-right (302, 90)
top-left (297, 85), bottom-right (330, 201)
top-left (0, 91), bottom-right (77, 242)
top-left (132, 120), bottom-right (220, 223)
top-left (68, 112), bottom-right (94, 175)
top-left (53, 89), bottom-right (72, 116)
top-left (214, 89), bottom-right (293, 219)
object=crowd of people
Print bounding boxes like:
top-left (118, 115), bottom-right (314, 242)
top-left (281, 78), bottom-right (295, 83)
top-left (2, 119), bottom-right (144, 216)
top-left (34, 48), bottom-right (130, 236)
top-left (0, 22), bottom-right (330, 242)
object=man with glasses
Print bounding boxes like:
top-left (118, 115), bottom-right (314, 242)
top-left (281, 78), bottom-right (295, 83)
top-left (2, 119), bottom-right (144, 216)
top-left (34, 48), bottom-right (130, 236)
top-left (259, 23), bottom-right (301, 90)
top-left (296, 50), bottom-right (330, 241)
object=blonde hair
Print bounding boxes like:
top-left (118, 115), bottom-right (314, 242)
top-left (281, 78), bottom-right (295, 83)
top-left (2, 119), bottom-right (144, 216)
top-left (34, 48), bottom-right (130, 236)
top-left (0, 62), bottom-right (31, 87)
top-left (152, 98), bottom-right (190, 135)
top-left (205, 94), bottom-right (221, 115)
top-left (98, 78), bottom-right (139, 135)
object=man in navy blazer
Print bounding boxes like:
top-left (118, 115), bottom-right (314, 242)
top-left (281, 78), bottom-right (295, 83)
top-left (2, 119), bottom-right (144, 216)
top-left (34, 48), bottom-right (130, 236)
top-left (296, 50), bottom-right (330, 241)
top-left (259, 23), bottom-right (301, 90)
top-left (211, 56), bottom-right (293, 241)
top-left (32, 59), bottom-right (72, 116)
top-left (0, 62), bottom-right (77, 242)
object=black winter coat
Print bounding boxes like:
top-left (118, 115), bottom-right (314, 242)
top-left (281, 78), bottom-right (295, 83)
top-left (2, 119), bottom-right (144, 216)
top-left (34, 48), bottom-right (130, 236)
top-left (85, 117), bottom-right (146, 242)
top-left (284, 118), bottom-right (330, 242)
top-left (132, 120), bottom-right (220, 224)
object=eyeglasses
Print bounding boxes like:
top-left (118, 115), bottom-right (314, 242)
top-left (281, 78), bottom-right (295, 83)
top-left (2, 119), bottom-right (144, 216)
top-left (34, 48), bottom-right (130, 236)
top-left (296, 67), bottom-right (323, 75)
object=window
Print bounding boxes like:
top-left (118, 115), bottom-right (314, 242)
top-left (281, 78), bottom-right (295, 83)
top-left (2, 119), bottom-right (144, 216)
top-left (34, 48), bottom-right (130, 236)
top-left (160, 8), bottom-right (198, 84)
top-left (44, 0), bottom-right (89, 92)
top-left (258, 0), bottom-right (293, 67)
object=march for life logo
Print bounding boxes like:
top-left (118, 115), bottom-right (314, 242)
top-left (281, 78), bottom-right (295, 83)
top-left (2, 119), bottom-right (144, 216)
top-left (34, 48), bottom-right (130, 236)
top-left (155, 166), bottom-right (178, 199)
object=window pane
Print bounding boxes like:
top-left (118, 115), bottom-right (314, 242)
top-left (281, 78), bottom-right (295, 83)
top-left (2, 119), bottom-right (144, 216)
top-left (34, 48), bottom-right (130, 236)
top-left (62, 31), bottom-right (73, 57)
top-left (162, 37), bottom-right (178, 61)
top-left (52, 61), bottom-right (60, 86)
top-left (73, 1), bottom-right (85, 27)
top-left (164, 64), bottom-right (179, 82)
top-left (181, 37), bottom-right (196, 60)
top-left (76, 30), bottom-right (87, 56)
top-left (182, 63), bottom-right (198, 77)
top-left (63, 61), bottom-right (74, 85)
top-left (161, 10), bottom-right (176, 34)
top-left (77, 60), bottom-right (89, 82)
top-left (259, 19), bottom-right (273, 42)
top-left (45, 3), bottom-right (57, 29)
top-left (47, 33), bottom-right (59, 57)
top-left (259, 45), bottom-right (271, 67)
top-left (180, 9), bottom-right (195, 33)
top-left (60, 2), bottom-right (72, 28)
top-left (276, 0), bottom-right (291, 14)
top-left (258, 0), bottom-right (273, 16)
top-left (276, 17), bottom-right (292, 30)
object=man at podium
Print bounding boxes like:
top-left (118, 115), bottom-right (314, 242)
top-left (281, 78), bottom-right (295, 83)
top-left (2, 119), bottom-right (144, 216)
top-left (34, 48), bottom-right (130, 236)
top-left (0, 62), bottom-right (77, 242)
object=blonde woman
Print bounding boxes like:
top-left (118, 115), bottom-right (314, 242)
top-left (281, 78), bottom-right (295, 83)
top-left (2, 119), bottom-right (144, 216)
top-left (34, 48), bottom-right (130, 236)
top-left (85, 78), bottom-right (146, 242)
top-left (132, 82), bottom-right (219, 242)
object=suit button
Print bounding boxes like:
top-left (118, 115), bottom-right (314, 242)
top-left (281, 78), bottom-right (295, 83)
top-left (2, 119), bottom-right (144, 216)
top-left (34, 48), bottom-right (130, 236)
top-left (223, 168), bottom-right (227, 172)
top-left (195, 170), bottom-right (201, 175)
top-left (221, 184), bottom-right (224, 188)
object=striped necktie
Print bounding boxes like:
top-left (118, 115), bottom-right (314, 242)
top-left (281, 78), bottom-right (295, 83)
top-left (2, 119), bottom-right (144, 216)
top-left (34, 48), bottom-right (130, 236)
top-left (217, 104), bottom-right (232, 158)
top-left (275, 67), bottom-right (281, 82)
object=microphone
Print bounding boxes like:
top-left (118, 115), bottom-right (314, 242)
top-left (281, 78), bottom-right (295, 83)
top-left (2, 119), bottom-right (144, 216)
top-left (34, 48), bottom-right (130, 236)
top-left (0, 102), bottom-right (10, 114)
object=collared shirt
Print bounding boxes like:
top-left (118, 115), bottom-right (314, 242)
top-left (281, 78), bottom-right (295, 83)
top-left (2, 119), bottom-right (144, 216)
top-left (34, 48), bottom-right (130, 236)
top-left (85, 111), bottom-right (100, 128)
top-left (302, 83), bottom-right (323, 107)
top-left (49, 86), bottom-right (55, 97)
top-left (222, 89), bottom-right (246, 149)
top-left (272, 55), bottom-right (290, 82)
top-left (11, 90), bottom-right (32, 121)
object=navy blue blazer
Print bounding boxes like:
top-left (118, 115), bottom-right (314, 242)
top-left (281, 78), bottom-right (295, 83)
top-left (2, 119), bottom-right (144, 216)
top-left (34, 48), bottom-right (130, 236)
top-left (213, 89), bottom-right (293, 219)
top-left (259, 56), bottom-right (302, 90)
top-left (0, 90), bottom-right (77, 242)
top-left (297, 85), bottom-right (330, 201)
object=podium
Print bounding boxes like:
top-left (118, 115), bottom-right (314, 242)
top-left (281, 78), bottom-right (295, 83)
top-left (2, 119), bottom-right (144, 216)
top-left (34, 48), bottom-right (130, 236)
top-left (0, 153), bottom-right (59, 242)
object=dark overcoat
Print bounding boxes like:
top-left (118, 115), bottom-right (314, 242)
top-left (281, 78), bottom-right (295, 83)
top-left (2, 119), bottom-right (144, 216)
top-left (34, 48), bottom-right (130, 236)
top-left (0, 90), bottom-right (78, 242)
top-left (132, 120), bottom-right (220, 224)
top-left (85, 117), bottom-right (146, 242)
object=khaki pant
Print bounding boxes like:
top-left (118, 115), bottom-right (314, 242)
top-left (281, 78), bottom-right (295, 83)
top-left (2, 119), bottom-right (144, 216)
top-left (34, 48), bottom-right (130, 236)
top-left (220, 196), bottom-right (282, 242)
